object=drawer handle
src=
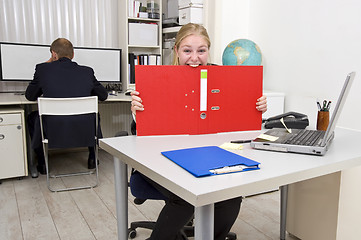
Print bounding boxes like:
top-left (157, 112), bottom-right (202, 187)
top-left (0, 134), bottom-right (4, 140)
top-left (0, 117), bottom-right (3, 123)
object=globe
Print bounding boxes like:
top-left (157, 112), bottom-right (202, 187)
top-left (222, 39), bottom-right (262, 66)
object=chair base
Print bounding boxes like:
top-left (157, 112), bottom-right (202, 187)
top-left (47, 169), bottom-right (98, 192)
top-left (128, 220), bottom-right (237, 239)
top-left (45, 147), bottom-right (100, 192)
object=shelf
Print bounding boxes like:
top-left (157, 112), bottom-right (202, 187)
top-left (120, 0), bottom-right (163, 91)
top-left (128, 45), bottom-right (161, 49)
top-left (128, 17), bottom-right (160, 22)
top-left (162, 26), bottom-right (182, 34)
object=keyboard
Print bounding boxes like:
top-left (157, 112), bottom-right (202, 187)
top-left (283, 130), bottom-right (325, 146)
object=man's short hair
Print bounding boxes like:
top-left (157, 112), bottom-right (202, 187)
top-left (50, 38), bottom-right (74, 59)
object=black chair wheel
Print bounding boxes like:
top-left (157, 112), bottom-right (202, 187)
top-left (128, 228), bottom-right (137, 239)
top-left (226, 235), bottom-right (237, 240)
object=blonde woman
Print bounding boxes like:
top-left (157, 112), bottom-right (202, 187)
top-left (130, 23), bottom-right (267, 240)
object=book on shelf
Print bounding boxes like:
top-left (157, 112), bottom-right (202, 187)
top-left (129, 0), bottom-right (141, 18)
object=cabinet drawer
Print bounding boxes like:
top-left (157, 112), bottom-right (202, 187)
top-left (0, 124), bottom-right (26, 179)
top-left (0, 113), bottom-right (22, 125)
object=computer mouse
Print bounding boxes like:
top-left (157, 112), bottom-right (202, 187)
top-left (125, 90), bottom-right (132, 96)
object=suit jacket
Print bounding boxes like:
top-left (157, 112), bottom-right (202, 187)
top-left (26, 57), bottom-right (108, 149)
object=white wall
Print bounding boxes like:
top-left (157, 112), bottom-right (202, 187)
top-left (205, 0), bottom-right (249, 65)
top-left (209, 2), bottom-right (361, 239)
top-left (211, 0), bottom-right (361, 131)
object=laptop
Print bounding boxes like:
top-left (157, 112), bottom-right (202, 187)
top-left (250, 72), bottom-right (355, 156)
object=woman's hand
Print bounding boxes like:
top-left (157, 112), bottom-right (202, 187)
top-left (130, 91), bottom-right (144, 115)
top-left (256, 95), bottom-right (267, 113)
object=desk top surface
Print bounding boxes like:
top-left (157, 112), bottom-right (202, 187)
top-left (0, 92), bottom-right (131, 105)
top-left (100, 128), bottom-right (361, 207)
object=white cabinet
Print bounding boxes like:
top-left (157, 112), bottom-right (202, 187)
top-left (119, 0), bottom-right (163, 91)
top-left (0, 108), bottom-right (28, 180)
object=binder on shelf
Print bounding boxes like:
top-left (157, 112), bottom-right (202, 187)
top-left (139, 54), bottom-right (149, 65)
top-left (129, 53), bottom-right (162, 84)
top-left (149, 54), bottom-right (157, 65)
top-left (135, 65), bottom-right (263, 136)
top-left (128, 53), bottom-right (136, 84)
top-left (143, 54), bottom-right (149, 65)
top-left (156, 55), bottom-right (161, 65)
top-left (161, 146), bottom-right (260, 177)
top-left (137, 55), bottom-right (142, 65)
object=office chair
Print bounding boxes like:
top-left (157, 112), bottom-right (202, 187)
top-left (37, 96), bottom-right (99, 192)
top-left (127, 171), bottom-right (237, 240)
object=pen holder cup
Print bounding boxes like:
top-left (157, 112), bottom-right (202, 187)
top-left (317, 111), bottom-right (329, 131)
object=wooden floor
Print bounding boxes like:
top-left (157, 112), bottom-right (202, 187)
top-left (0, 149), bottom-right (299, 240)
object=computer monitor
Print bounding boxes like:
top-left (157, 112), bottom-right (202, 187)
top-left (0, 42), bottom-right (122, 83)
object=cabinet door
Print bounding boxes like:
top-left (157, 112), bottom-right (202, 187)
top-left (0, 124), bottom-right (26, 179)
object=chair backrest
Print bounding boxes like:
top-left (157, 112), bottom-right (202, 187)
top-left (37, 96), bottom-right (99, 148)
top-left (38, 96), bottom-right (98, 116)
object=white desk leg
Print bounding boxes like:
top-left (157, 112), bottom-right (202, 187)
top-left (280, 185), bottom-right (289, 240)
top-left (113, 157), bottom-right (128, 240)
top-left (195, 204), bottom-right (214, 240)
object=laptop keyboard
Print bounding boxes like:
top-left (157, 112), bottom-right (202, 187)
top-left (283, 130), bottom-right (325, 146)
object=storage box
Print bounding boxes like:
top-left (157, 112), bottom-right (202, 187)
top-left (128, 23), bottom-right (158, 46)
top-left (167, 0), bottom-right (179, 18)
top-left (178, 0), bottom-right (203, 6)
top-left (179, 4), bottom-right (203, 25)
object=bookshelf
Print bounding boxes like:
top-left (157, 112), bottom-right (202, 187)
top-left (119, 0), bottom-right (163, 91)
top-left (162, 26), bottom-right (181, 65)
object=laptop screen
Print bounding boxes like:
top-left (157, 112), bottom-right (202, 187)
top-left (321, 72), bottom-right (355, 146)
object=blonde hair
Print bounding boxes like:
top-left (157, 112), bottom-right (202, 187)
top-left (172, 23), bottom-right (211, 65)
top-left (50, 38), bottom-right (74, 59)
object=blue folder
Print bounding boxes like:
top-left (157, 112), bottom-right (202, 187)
top-left (161, 146), bottom-right (260, 177)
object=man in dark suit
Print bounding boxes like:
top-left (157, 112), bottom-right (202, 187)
top-left (26, 38), bottom-right (108, 174)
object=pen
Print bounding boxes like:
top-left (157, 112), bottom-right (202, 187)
top-left (322, 100), bottom-right (327, 110)
top-left (317, 101), bottom-right (322, 111)
top-left (326, 101), bottom-right (331, 111)
top-left (230, 139), bottom-right (252, 144)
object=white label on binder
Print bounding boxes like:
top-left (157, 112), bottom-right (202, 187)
top-left (200, 69), bottom-right (207, 112)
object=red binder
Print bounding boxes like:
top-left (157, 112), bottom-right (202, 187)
top-left (136, 65), bottom-right (263, 136)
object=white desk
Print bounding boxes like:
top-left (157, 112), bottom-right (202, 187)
top-left (99, 127), bottom-right (361, 240)
top-left (0, 92), bottom-right (131, 105)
